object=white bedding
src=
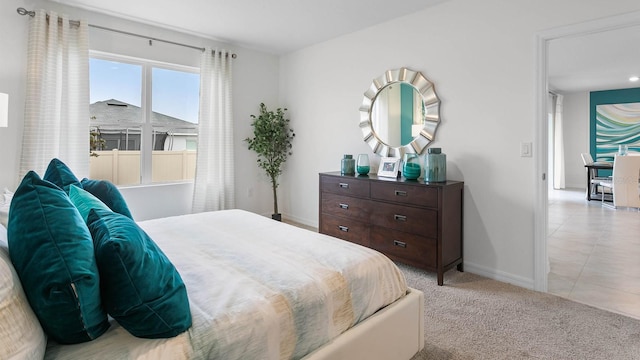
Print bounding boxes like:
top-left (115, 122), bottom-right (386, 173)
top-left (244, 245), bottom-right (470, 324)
top-left (45, 209), bottom-right (408, 359)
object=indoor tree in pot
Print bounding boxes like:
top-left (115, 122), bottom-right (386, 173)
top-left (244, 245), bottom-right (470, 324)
top-left (245, 103), bottom-right (295, 221)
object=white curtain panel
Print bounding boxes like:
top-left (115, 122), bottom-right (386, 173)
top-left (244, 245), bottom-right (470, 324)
top-left (552, 94), bottom-right (566, 189)
top-left (20, 10), bottom-right (89, 180)
top-left (192, 48), bottom-right (235, 212)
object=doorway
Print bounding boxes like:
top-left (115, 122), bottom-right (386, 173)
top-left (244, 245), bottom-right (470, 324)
top-left (536, 11), bottom-right (640, 299)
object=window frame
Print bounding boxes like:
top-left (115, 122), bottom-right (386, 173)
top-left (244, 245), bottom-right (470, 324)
top-left (90, 50), bottom-right (200, 185)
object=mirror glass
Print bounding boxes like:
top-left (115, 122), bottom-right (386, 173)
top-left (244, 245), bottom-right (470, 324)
top-left (371, 83), bottom-right (425, 148)
top-left (359, 67), bottom-right (440, 157)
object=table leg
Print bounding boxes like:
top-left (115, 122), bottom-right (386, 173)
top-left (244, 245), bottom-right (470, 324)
top-left (586, 170), bottom-right (592, 200)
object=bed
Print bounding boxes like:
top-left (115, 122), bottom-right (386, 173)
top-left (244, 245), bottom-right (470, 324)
top-left (1, 208), bottom-right (424, 360)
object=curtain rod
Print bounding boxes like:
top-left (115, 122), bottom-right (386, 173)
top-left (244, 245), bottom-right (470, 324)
top-left (16, 7), bottom-right (237, 58)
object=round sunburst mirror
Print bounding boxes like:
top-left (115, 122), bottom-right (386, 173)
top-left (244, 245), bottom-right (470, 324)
top-left (359, 67), bottom-right (441, 157)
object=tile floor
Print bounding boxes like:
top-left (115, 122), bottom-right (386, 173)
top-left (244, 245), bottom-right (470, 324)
top-left (548, 188), bottom-right (640, 320)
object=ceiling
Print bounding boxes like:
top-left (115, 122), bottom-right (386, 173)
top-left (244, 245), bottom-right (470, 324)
top-left (51, 0), bottom-right (640, 93)
top-left (50, 0), bottom-right (448, 55)
top-left (548, 24), bottom-right (640, 93)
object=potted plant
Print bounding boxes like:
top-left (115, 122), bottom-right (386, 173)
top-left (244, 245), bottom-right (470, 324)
top-left (90, 130), bottom-right (105, 157)
top-left (245, 103), bottom-right (295, 221)
top-left (90, 117), bottom-right (105, 157)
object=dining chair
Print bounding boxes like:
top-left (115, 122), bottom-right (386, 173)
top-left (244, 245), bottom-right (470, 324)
top-left (581, 153), bottom-right (609, 200)
top-left (580, 152), bottom-right (594, 165)
top-left (599, 154), bottom-right (640, 209)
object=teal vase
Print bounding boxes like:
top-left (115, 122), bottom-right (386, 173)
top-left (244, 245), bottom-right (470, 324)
top-left (356, 154), bottom-right (370, 175)
top-left (402, 153), bottom-right (421, 180)
top-left (341, 154), bottom-right (355, 175)
top-left (424, 148), bottom-right (446, 182)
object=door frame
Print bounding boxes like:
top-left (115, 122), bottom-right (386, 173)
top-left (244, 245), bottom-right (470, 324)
top-left (534, 11), bottom-right (640, 291)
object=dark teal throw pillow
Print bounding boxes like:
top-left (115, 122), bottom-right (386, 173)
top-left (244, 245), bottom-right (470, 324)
top-left (87, 209), bottom-right (191, 339)
top-left (81, 178), bottom-right (133, 219)
top-left (68, 185), bottom-right (112, 223)
top-left (43, 158), bottom-right (82, 193)
top-left (7, 171), bottom-right (109, 344)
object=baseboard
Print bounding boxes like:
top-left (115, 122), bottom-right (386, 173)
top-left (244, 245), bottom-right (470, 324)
top-left (463, 261), bottom-right (535, 290)
top-left (281, 212), bottom-right (318, 229)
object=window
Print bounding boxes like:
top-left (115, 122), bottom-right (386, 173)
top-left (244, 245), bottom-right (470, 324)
top-left (89, 53), bottom-right (200, 185)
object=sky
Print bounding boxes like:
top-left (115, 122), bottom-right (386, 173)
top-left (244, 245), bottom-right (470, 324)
top-left (89, 58), bottom-right (200, 124)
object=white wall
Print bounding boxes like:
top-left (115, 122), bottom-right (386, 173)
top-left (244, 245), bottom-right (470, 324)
top-left (0, 1), bottom-right (29, 192)
top-left (119, 182), bottom-right (193, 221)
top-left (561, 91), bottom-right (590, 189)
top-left (278, 0), bottom-right (640, 288)
top-left (0, 0), bottom-right (280, 218)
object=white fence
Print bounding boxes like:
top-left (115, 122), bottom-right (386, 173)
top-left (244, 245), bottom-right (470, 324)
top-left (90, 150), bottom-right (196, 185)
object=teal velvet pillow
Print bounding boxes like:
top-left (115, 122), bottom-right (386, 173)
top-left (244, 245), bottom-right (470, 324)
top-left (68, 185), bottom-right (112, 223)
top-left (7, 171), bottom-right (109, 344)
top-left (80, 178), bottom-right (133, 219)
top-left (43, 158), bottom-right (81, 193)
top-left (87, 209), bottom-right (191, 338)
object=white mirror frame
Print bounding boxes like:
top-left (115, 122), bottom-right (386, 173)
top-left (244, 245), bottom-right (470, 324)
top-left (359, 67), bottom-right (441, 157)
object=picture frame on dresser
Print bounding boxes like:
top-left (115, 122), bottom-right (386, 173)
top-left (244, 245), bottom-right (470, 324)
top-left (377, 157), bottom-right (401, 178)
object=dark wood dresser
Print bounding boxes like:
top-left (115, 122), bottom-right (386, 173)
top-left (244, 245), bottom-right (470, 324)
top-left (319, 171), bottom-right (463, 285)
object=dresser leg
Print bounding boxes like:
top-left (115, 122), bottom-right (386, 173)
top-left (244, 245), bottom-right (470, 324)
top-left (457, 263), bottom-right (464, 272)
top-left (437, 272), bottom-right (444, 286)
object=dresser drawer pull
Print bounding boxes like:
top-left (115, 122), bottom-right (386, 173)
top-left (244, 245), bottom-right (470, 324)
top-left (339, 203), bottom-right (349, 209)
top-left (338, 225), bottom-right (349, 232)
top-left (339, 183), bottom-right (350, 189)
top-left (394, 190), bottom-right (407, 197)
top-left (394, 214), bottom-right (407, 222)
top-left (393, 240), bottom-right (407, 248)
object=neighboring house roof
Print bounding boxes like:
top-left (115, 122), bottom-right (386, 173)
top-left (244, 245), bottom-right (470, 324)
top-left (90, 99), bottom-right (198, 135)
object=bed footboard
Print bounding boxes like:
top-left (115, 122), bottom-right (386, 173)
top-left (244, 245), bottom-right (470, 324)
top-left (303, 287), bottom-right (425, 360)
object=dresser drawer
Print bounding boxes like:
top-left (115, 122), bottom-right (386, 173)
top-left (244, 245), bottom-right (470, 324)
top-left (370, 182), bottom-right (437, 208)
top-left (321, 192), bottom-right (370, 221)
top-left (320, 214), bottom-right (369, 247)
top-left (370, 202), bottom-right (437, 237)
top-left (370, 226), bottom-right (436, 267)
top-left (320, 175), bottom-right (370, 198)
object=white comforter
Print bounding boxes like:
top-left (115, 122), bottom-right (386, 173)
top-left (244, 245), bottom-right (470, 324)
top-left (45, 209), bottom-right (408, 360)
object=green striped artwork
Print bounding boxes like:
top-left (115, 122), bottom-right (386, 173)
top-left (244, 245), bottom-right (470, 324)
top-left (595, 102), bottom-right (640, 161)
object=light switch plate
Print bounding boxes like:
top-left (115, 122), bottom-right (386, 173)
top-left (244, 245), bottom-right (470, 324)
top-left (520, 142), bottom-right (532, 157)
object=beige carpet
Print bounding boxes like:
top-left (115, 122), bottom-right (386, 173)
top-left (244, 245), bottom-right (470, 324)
top-left (400, 264), bottom-right (640, 360)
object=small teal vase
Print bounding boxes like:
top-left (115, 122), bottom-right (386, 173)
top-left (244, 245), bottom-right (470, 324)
top-left (357, 154), bottom-right (370, 175)
top-left (403, 153), bottom-right (421, 180)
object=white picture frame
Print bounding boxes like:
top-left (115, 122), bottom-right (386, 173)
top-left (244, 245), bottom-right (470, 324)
top-left (377, 157), bottom-right (401, 178)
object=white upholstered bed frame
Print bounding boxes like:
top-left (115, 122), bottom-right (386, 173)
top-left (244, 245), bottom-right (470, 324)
top-left (304, 288), bottom-right (425, 360)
